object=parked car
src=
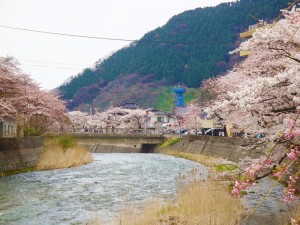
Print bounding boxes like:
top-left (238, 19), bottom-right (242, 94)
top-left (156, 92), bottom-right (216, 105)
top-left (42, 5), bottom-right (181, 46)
top-left (180, 128), bottom-right (189, 134)
top-left (190, 130), bottom-right (197, 135)
top-left (202, 128), bottom-right (226, 137)
top-left (196, 130), bottom-right (203, 135)
top-left (198, 128), bottom-right (210, 135)
top-left (163, 129), bottom-right (176, 134)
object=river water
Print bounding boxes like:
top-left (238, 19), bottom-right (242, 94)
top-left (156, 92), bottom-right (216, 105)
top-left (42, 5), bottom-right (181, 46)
top-left (0, 153), bottom-right (207, 225)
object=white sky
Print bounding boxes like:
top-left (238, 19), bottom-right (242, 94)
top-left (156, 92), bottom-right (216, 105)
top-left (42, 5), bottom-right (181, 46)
top-left (0, 0), bottom-right (231, 90)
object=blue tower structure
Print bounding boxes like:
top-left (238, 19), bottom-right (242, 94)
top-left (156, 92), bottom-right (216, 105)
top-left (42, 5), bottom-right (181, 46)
top-left (173, 87), bottom-right (186, 107)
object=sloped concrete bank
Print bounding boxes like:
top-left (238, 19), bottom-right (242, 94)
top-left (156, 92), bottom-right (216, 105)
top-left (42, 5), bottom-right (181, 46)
top-left (75, 134), bottom-right (165, 154)
top-left (0, 137), bottom-right (43, 175)
top-left (82, 143), bottom-right (159, 153)
top-left (165, 135), bottom-right (300, 190)
top-left (163, 135), bottom-right (266, 162)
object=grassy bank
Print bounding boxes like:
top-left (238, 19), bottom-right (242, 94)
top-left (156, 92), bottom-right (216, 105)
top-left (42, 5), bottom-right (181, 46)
top-left (120, 180), bottom-right (242, 225)
top-left (88, 179), bottom-right (243, 225)
top-left (37, 135), bottom-right (93, 170)
top-left (0, 167), bottom-right (36, 177)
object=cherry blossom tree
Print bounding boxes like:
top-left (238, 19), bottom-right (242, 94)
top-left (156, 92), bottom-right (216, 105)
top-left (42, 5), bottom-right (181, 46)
top-left (67, 107), bottom-right (145, 131)
top-left (0, 56), bottom-right (67, 135)
top-left (121, 108), bottom-right (145, 129)
top-left (196, 7), bottom-right (300, 218)
top-left (201, 6), bottom-right (300, 138)
top-left (168, 104), bottom-right (203, 132)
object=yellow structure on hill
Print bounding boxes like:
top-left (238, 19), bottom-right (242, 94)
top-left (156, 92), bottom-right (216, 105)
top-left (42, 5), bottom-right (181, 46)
top-left (239, 21), bottom-right (265, 57)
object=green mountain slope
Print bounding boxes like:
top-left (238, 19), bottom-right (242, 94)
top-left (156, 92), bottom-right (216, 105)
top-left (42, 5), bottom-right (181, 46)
top-left (59, 0), bottom-right (291, 110)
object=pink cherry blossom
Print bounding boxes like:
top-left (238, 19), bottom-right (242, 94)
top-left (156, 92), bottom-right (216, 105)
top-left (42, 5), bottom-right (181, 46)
top-left (283, 187), bottom-right (297, 203)
top-left (291, 218), bottom-right (298, 225)
top-left (287, 149), bottom-right (300, 160)
top-left (0, 56), bottom-right (66, 134)
top-left (200, 6), bottom-right (300, 138)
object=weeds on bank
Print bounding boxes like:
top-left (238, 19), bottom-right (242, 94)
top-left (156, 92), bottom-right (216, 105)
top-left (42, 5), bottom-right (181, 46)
top-left (158, 138), bottom-right (182, 149)
top-left (37, 135), bottom-right (93, 170)
top-left (88, 179), bottom-right (243, 225)
top-left (57, 135), bottom-right (76, 150)
top-left (278, 203), bottom-right (300, 225)
top-left (214, 164), bottom-right (238, 172)
top-left (160, 150), bottom-right (234, 168)
top-left (0, 167), bottom-right (35, 177)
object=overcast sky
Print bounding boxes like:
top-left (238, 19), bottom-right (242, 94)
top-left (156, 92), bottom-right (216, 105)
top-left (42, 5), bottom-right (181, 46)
top-left (0, 0), bottom-right (232, 90)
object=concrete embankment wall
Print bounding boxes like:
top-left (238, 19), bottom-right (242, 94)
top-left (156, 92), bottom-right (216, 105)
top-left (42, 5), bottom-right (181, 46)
top-left (75, 134), bottom-right (165, 153)
top-left (82, 143), bottom-right (159, 153)
top-left (163, 135), bottom-right (266, 162)
top-left (0, 137), bottom-right (43, 174)
top-left (82, 143), bottom-right (141, 153)
top-left (164, 136), bottom-right (300, 192)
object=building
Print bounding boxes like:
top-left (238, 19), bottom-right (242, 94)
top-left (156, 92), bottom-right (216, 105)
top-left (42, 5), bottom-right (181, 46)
top-left (239, 20), bottom-right (265, 57)
top-left (146, 108), bottom-right (176, 129)
top-left (0, 118), bottom-right (16, 138)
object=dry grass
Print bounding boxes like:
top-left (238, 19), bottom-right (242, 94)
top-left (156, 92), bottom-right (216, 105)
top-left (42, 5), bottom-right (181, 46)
top-left (37, 139), bottom-right (93, 170)
top-left (278, 203), bottom-right (300, 225)
top-left (88, 180), bottom-right (243, 225)
top-left (161, 150), bottom-right (235, 167)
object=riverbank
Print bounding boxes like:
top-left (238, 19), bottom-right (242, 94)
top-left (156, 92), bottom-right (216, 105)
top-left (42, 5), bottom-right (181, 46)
top-left (157, 137), bottom-right (300, 225)
top-left (88, 177), bottom-right (243, 225)
top-left (0, 136), bottom-right (93, 176)
top-left (0, 137), bottom-right (43, 176)
top-left (86, 142), bottom-right (243, 225)
top-left (37, 136), bottom-right (93, 170)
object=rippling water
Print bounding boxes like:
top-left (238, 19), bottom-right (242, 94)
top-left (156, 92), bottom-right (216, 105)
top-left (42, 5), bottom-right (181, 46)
top-left (0, 153), bottom-right (207, 225)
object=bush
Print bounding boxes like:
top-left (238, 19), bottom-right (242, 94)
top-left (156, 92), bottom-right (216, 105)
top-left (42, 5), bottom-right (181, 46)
top-left (26, 127), bottom-right (43, 136)
top-left (57, 135), bottom-right (76, 150)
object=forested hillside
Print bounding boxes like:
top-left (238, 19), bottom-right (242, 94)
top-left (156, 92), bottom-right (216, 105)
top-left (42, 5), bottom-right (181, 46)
top-left (59, 0), bottom-right (291, 110)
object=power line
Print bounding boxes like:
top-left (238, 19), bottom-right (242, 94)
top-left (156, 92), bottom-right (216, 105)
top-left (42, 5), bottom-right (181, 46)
top-left (0, 25), bottom-right (138, 42)
top-left (21, 64), bottom-right (82, 70)
top-left (0, 25), bottom-right (231, 45)
top-left (19, 59), bottom-right (90, 67)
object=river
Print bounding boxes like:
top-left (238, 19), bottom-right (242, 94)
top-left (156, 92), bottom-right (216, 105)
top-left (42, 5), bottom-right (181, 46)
top-left (0, 153), bottom-right (207, 225)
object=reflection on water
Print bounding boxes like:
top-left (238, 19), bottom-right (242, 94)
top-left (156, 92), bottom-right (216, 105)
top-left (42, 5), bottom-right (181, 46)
top-left (0, 153), bottom-right (207, 225)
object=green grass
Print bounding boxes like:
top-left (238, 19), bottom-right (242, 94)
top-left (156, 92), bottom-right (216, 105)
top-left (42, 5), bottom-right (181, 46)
top-left (26, 127), bottom-right (43, 136)
top-left (159, 138), bottom-right (182, 148)
top-left (214, 164), bottom-right (238, 172)
top-left (57, 135), bottom-right (76, 150)
top-left (154, 86), bottom-right (198, 112)
top-left (1, 167), bottom-right (35, 177)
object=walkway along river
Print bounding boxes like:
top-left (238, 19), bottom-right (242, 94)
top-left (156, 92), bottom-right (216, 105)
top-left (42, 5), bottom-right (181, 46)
top-left (0, 153), bottom-right (207, 225)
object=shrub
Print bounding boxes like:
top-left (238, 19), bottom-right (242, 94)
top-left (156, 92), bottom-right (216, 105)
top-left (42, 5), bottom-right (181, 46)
top-left (57, 135), bottom-right (76, 150)
top-left (26, 127), bottom-right (43, 136)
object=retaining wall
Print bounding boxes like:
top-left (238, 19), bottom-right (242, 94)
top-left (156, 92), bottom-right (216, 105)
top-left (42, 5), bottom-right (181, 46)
top-left (163, 135), bottom-right (266, 162)
top-left (76, 134), bottom-right (164, 153)
top-left (163, 136), bottom-right (300, 192)
top-left (0, 137), bottom-right (44, 174)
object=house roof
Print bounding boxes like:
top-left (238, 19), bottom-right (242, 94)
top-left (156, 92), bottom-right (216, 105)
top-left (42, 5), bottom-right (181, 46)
top-left (146, 108), bottom-right (173, 116)
top-left (119, 102), bottom-right (138, 109)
